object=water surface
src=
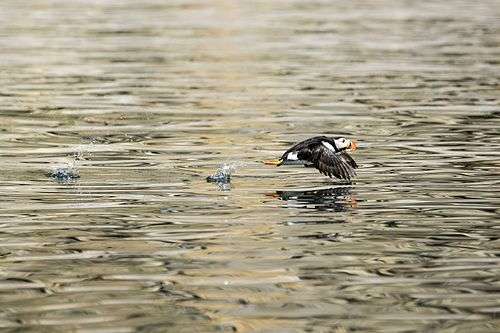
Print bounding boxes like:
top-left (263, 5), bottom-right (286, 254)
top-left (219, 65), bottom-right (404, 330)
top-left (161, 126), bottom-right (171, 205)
top-left (0, 0), bottom-right (499, 332)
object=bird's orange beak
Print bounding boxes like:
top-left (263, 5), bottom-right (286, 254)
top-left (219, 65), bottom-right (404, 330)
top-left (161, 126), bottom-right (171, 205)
top-left (263, 159), bottom-right (282, 166)
top-left (349, 140), bottom-right (358, 152)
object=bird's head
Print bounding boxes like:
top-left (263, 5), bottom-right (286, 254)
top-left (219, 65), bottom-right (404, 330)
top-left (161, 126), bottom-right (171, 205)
top-left (334, 137), bottom-right (358, 152)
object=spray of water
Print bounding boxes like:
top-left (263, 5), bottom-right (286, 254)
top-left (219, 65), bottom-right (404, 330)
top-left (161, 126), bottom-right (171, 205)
top-left (206, 161), bottom-right (247, 191)
top-left (48, 139), bottom-right (96, 183)
top-left (49, 162), bottom-right (80, 183)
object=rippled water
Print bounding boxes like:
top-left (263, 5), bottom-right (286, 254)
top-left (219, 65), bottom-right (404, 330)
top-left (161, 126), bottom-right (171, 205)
top-left (1, 0), bottom-right (499, 332)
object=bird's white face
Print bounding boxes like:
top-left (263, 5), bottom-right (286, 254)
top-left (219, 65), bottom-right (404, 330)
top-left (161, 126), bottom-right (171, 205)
top-left (334, 137), bottom-right (358, 151)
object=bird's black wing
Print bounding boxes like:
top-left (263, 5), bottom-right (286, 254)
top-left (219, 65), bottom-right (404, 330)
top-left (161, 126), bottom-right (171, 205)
top-left (312, 147), bottom-right (358, 180)
top-left (281, 136), bottom-right (327, 160)
top-left (339, 151), bottom-right (358, 169)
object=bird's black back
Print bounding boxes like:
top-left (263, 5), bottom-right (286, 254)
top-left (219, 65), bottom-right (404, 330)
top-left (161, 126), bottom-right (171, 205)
top-left (281, 136), bottom-right (341, 160)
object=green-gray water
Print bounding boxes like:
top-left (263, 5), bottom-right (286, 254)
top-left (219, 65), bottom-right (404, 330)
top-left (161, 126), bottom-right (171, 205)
top-left (1, 1), bottom-right (499, 332)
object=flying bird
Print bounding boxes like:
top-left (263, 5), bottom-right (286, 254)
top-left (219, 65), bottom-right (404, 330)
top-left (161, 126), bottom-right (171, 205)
top-left (264, 136), bottom-right (358, 180)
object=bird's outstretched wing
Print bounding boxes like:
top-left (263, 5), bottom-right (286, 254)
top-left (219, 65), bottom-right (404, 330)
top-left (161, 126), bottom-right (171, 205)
top-left (312, 147), bottom-right (358, 180)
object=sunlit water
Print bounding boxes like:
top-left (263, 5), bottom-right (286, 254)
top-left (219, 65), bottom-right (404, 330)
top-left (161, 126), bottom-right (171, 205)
top-left (0, 0), bottom-right (499, 332)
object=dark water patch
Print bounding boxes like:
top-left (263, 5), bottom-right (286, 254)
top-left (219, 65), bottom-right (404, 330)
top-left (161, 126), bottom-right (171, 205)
top-left (271, 186), bottom-right (356, 212)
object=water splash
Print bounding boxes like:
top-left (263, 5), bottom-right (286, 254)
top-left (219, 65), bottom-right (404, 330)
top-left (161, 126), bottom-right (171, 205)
top-left (48, 140), bottom-right (95, 183)
top-left (49, 161), bottom-right (80, 183)
top-left (206, 164), bottom-right (235, 183)
top-left (206, 162), bottom-right (243, 191)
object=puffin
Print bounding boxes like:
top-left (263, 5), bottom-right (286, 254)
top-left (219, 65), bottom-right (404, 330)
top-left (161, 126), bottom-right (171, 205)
top-left (264, 136), bottom-right (358, 180)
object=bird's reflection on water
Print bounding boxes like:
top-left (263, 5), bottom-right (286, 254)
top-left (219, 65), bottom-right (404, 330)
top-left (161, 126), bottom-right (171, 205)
top-left (268, 186), bottom-right (356, 212)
